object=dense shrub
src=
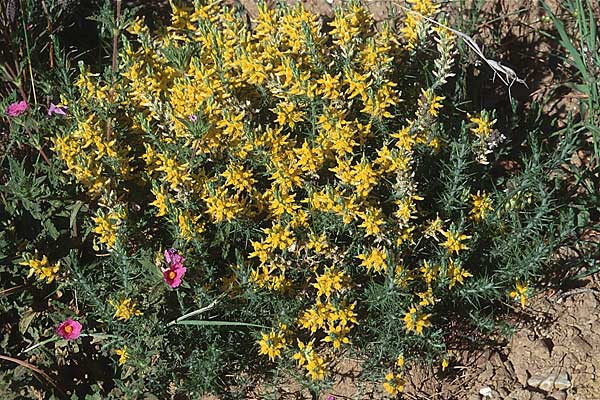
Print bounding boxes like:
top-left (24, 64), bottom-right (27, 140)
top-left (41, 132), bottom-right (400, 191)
top-left (0, 0), bottom-right (581, 397)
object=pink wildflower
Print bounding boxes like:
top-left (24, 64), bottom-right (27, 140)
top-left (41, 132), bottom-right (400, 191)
top-left (56, 318), bottom-right (82, 340)
top-left (164, 248), bottom-right (185, 269)
top-left (6, 100), bottom-right (28, 117)
top-left (163, 265), bottom-right (187, 288)
top-left (48, 103), bottom-right (67, 116)
top-left (188, 114), bottom-right (198, 122)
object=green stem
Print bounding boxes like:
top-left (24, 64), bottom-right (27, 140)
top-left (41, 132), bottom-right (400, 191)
top-left (22, 333), bottom-right (122, 353)
top-left (20, 1), bottom-right (36, 105)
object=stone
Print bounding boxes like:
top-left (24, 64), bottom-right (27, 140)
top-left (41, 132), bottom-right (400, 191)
top-left (479, 386), bottom-right (493, 397)
top-left (548, 391), bottom-right (567, 400)
top-left (475, 349), bottom-right (492, 367)
top-left (554, 371), bottom-right (571, 390)
top-left (539, 374), bottom-right (557, 392)
top-left (527, 375), bottom-right (545, 388)
top-left (530, 393), bottom-right (546, 400)
top-left (532, 338), bottom-right (553, 357)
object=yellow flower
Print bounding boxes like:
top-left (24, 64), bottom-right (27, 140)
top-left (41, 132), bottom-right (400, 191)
top-left (509, 281), bottom-right (529, 309)
top-left (115, 346), bottom-right (129, 365)
top-left (468, 112), bottom-right (497, 139)
top-left (273, 101), bottom-right (304, 129)
top-left (419, 88), bottom-right (445, 117)
top-left (293, 339), bottom-right (327, 380)
top-left (150, 187), bottom-right (170, 217)
top-left (470, 191), bottom-right (493, 222)
top-left (292, 339), bottom-right (312, 367)
top-left (156, 155), bottom-right (192, 191)
top-left (396, 226), bottom-right (416, 246)
top-left (222, 164), bottom-right (256, 193)
top-left (316, 72), bottom-right (342, 99)
top-left (358, 207), bottom-right (385, 236)
top-left (313, 266), bottom-right (347, 298)
top-left (357, 247), bottom-right (388, 274)
top-left (420, 260), bottom-right (439, 285)
top-left (403, 306), bottom-right (432, 335)
top-left (92, 209), bottom-right (126, 249)
top-left (307, 233), bottom-right (328, 253)
top-left (110, 298), bottom-right (142, 321)
top-left (423, 215), bottom-right (444, 240)
top-left (447, 259), bottom-right (472, 289)
top-left (396, 354), bottom-right (405, 368)
top-left (204, 187), bottom-right (244, 223)
top-left (127, 16), bottom-right (147, 35)
top-left (441, 357), bottom-right (449, 370)
top-left (394, 264), bottom-right (412, 288)
top-left (408, 0), bottom-right (440, 16)
top-left (440, 229), bottom-right (471, 254)
top-left (20, 254), bottom-right (59, 284)
top-left (258, 327), bottom-right (287, 361)
top-left (394, 197), bottom-right (419, 227)
top-left (263, 223), bottom-right (295, 252)
top-left (305, 352), bottom-right (327, 380)
top-left (383, 371), bottom-right (405, 395)
top-left (322, 322), bottom-right (351, 349)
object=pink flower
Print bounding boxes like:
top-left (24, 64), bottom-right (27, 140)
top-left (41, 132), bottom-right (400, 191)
top-left (48, 103), bottom-right (67, 116)
top-left (6, 100), bottom-right (28, 117)
top-left (164, 248), bottom-right (185, 269)
top-left (163, 265), bottom-right (187, 288)
top-left (188, 114), bottom-right (198, 122)
top-left (56, 318), bottom-right (82, 340)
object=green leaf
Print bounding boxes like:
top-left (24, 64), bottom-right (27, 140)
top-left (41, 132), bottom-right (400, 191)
top-left (70, 200), bottom-right (84, 233)
top-left (18, 309), bottom-right (38, 335)
top-left (173, 320), bottom-right (268, 329)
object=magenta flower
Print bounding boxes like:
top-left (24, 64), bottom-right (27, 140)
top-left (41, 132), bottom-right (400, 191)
top-left (164, 248), bottom-right (185, 269)
top-left (48, 103), bottom-right (67, 116)
top-left (6, 100), bottom-right (28, 117)
top-left (163, 265), bottom-right (187, 288)
top-left (56, 318), bottom-right (82, 340)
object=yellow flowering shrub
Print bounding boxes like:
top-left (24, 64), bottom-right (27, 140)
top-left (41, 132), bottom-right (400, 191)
top-left (46, 0), bottom-right (517, 389)
top-left (2, 0), bottom-right (579, 397)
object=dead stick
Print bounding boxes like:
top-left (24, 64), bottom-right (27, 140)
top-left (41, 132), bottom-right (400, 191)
top-left (0, 354), bottom-right (66, 396)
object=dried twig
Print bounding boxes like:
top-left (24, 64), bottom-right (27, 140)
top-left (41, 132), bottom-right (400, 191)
top-left (552, 287), bottom-right (598, 302)
top-left (0, 354), bottom-right (66, 396)
top-left (370, 1), bottom-right (528, 99)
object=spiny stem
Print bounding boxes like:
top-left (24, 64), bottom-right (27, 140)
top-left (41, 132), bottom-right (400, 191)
top-left (20, 0), bottom-right (37, 105)
top-left (40, 0), bottom-right (54, 68)
top-left (106, 0), bottom-right (122, 142)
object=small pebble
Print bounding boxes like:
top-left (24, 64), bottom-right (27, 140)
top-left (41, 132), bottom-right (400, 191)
top-left (548, 391), bottom-right (567, 400)
top-left (554, 371), bottom-right (571, 390)
top-left (527, 375), bottom-right (545, 388)
top-left (479, 386), bottom-right (493, 397)
top-left (539, 374), bottom-right (556, 392)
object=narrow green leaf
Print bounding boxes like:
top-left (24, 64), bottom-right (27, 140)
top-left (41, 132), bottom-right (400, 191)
top-left (173, 320), bottom-right (268, 329)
